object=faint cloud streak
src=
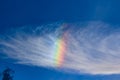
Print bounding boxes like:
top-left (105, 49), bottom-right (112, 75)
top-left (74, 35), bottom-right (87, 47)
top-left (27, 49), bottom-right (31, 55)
top-left (0, 21), bottom-right (120, 75)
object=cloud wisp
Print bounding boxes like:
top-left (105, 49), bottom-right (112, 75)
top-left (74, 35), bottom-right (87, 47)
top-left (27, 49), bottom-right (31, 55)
top-left (0, 21), bottom-right (120, 75)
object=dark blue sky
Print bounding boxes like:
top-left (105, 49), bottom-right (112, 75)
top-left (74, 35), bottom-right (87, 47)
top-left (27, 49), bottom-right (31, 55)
top-left (1, 0), bottom-right (120, 27)
top-left (0, 0), bottom-right (120, 80)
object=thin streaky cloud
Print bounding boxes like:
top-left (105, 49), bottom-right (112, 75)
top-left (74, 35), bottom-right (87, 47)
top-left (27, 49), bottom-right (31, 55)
top-left (0, 21), bottom-right (120, 75)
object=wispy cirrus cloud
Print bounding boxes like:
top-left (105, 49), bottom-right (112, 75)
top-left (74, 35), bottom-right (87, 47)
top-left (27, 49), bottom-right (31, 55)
top-left (0, 21), bottom-right (120, 75)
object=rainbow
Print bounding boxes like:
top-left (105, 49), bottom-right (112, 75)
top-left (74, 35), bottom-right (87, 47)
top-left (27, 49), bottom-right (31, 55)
top-left (54, 25), bottom-right (68, 67)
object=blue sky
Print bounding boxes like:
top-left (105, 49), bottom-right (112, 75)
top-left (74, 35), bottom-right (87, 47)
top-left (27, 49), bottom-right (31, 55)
top-left (0, 0), bottom-right (120, 80)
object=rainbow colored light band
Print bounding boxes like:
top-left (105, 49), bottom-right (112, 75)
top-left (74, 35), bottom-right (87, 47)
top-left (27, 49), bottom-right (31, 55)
top-left (54, 25), bottom-right (68, 67)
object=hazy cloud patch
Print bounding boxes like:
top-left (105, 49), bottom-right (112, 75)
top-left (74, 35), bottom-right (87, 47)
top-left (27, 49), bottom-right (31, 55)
top-left (0, 21), bottom-right (120, 75)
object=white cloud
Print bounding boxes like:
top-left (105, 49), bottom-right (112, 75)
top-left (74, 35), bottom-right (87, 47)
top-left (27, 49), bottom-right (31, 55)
top-left (0, 21), bottom-right (120, 75)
